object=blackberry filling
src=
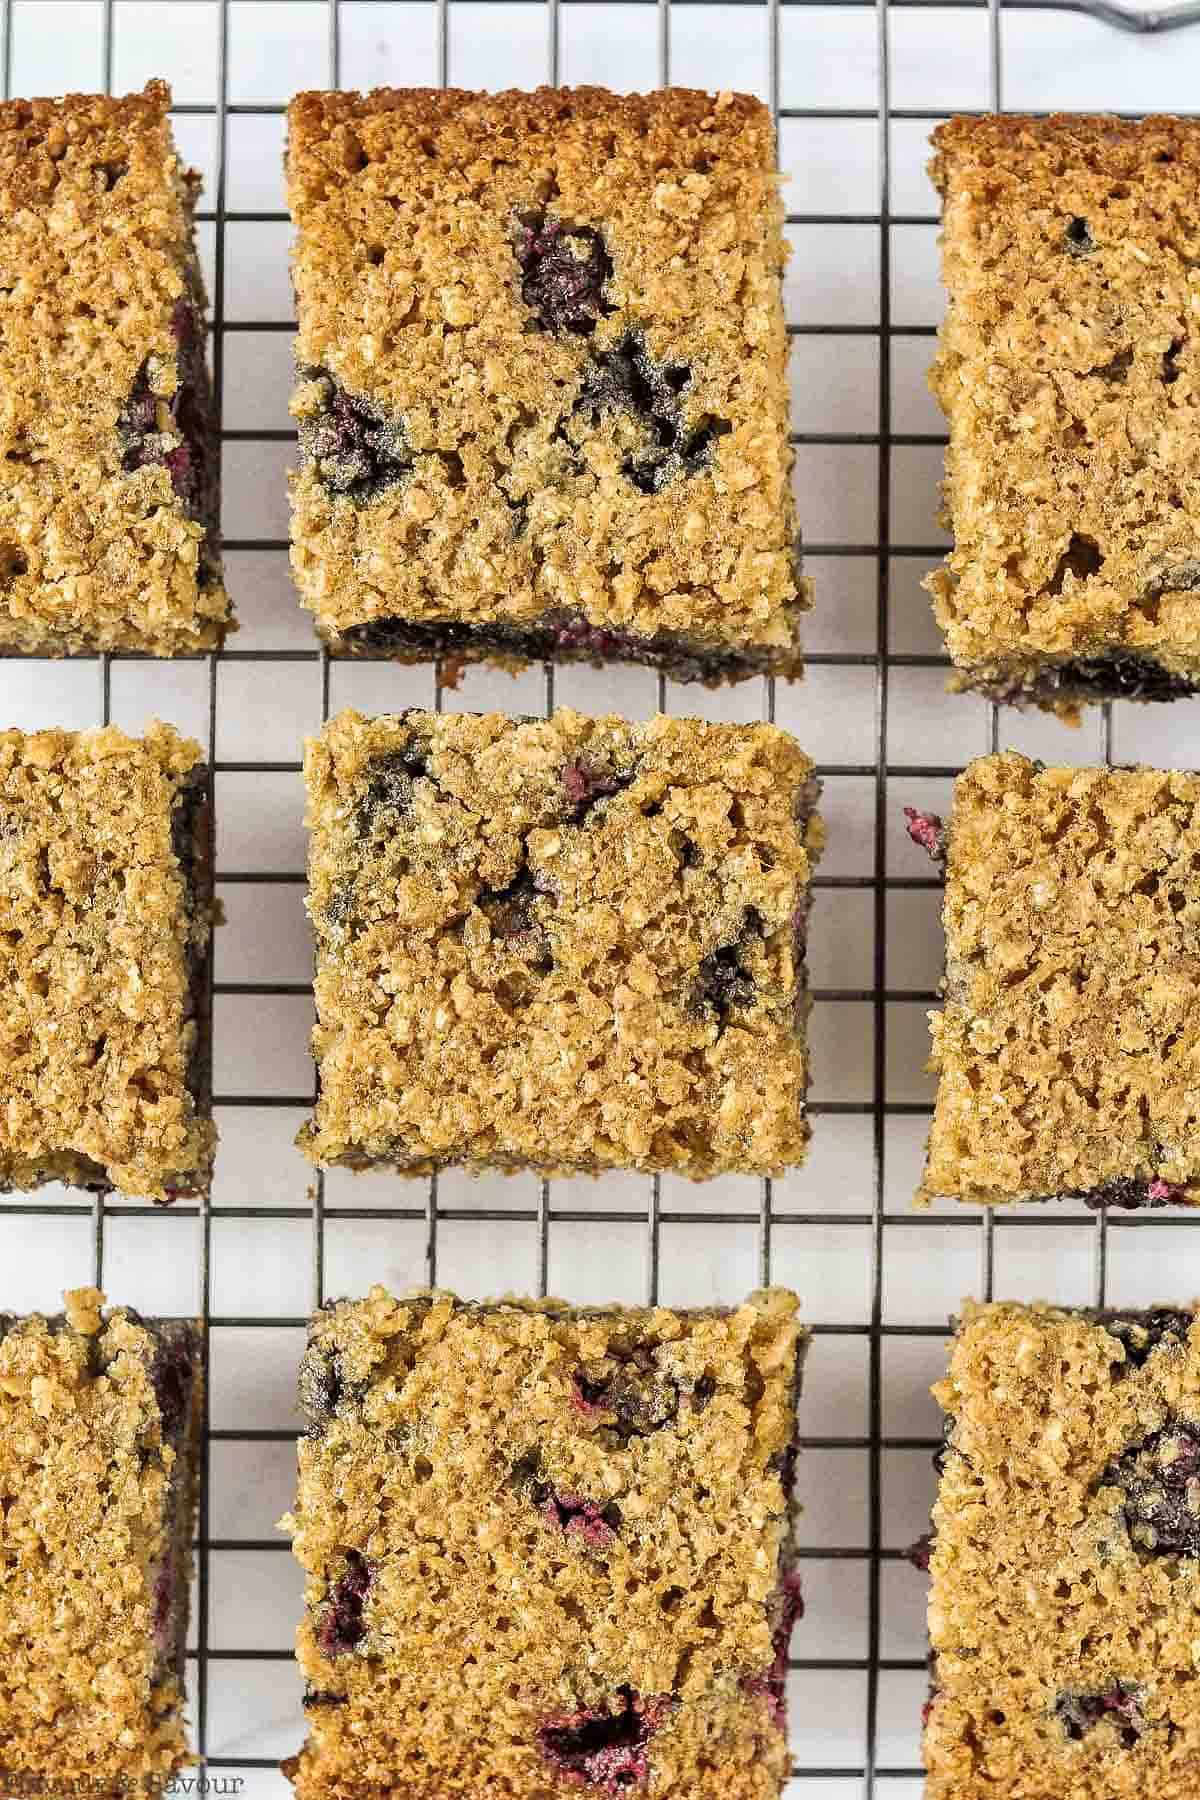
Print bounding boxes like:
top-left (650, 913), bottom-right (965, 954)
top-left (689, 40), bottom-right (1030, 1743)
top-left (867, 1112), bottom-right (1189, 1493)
top-left (150, 1335), bottom-right (195, 1438)
top-left (972, 653), bottom-right (1200, 708)
top-left (572, 1353), bottom-right (678, 1440)
top-left (298, 367), bottom-right (412, 504)
top-left (537, 1687), bottom-right (673, 1792)
top-left (334, 613), bottom-right (795, 683)
top-left (535, 1484), bottom-right (620, 1548)
top-left (353, 746), bottom-right (432, 837)
top-left (562, 758), bottom-right (634, 822)
top-left (741, 1571), bottom-right (803, 1731)
top-left (514, 214), bottom-right (614, 337)
top-left (1092, 1307), bottom-right (1194, 1368)
top-left (696, 911), bottom-right (763, 1029)
top-left (905, 1532), bottom-right (935, 1572)
top-left (317, 1550), bottom-right (373, 1656)
top-left (1101, 1420), bottom-right (1200, 1555)
top-left (903, 806), bottom-right (946, 864)
top-left (1067, 1177), bottom-right (1182, 1211)
top-left (576, 332), bottom-right (729, 496)
top-left (118, 301), bottom-right (214, 536)
top-left (1055, 1682), bottom-right (1143, 1746)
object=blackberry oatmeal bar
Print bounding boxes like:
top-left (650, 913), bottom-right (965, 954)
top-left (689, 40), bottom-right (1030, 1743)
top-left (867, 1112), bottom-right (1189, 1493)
top-left (0, 1288), bottom-right (202, 1792)
top-left (0, 81), bottom-right (229, 654)
top-left (281, 1286), bottom-right (806, 1800)
top-left (919, 752), bottom-right (1200, 1209)
top-left (0, 723), bottom-right (216, 1200)
top-left (928, 115), bottom-right (1200, 716)
top-left (285, 86), bottom-right (803, 683)
top-left (925, 1299), bottom-right (1200, 1798)
top-left (298, 708), bottom-right (819, 1179)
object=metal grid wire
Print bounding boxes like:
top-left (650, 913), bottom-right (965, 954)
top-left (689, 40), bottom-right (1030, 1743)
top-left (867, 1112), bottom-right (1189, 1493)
top-left (5, 0), bottom-right (1200, 1788)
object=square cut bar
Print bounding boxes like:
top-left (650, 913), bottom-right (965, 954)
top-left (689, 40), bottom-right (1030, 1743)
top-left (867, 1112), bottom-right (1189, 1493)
top-left (925, 1299), bottom-right (1200, 1800)
top-left (920, 753), bottom-right (1200, 1209)
top-left (0, 81), bottom-right (229, 654)
top-left (0, 1289), bottom-right (202, 1794)
top-left (285, 85), bottom-right (803, 683)
top-left (297, 708), bottom-right (819, 1179)
top-left (928, 115), bottom-right (1200, 716)
top-left (0, 723), bottom-right (216, 1200)
top-left (282, 1286), bottom-right (806, 1800)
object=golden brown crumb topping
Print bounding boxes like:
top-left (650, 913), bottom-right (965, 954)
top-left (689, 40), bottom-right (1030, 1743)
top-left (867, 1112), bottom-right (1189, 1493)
top-left (0, 80), bottom-right (230, 654)
top-left (921, 752), bottom-right (1200, 1206)
top-left (926, 1299), bottom-right (1200, 1799)
top-left (297, 708), bottom-right (819, 1179)
top-left (928, 114), bottom-right (1200, 700)
top-left (282, 1286), bottom-right (805, 1800)
top-left (285, 86), bottom-right (801, 669)
top-left (0, 722), bottom-right (215, 1200)
top-left (0, 1290), bottom-right (202, 1790)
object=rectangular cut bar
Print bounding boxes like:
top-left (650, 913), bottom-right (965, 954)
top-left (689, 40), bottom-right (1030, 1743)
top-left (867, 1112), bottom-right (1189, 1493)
top-left (285, 85), bottom-right (804, 683)
top-left (928, 115), bottom-right (1200, 715)
top-left (0, 723), bottom-right (216, 1200)
top-left (298, 707), bottom-right (819, 1180)
top-left (926, 1299), bottom-right (1200, 1799)
top-left (0, 1289), bottom-right (202, 1793)
top-left (282, 1286), bottom-right (807, 1800)
top-left (0, 81), bottom-right (230, 653)
top-left (920, 752), bottom-right (1200, 1209)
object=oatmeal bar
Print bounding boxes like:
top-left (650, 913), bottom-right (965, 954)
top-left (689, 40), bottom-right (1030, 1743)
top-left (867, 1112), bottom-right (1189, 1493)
top-left (297, 708), bottom-right (819, 1179)
top-left (281, 1286), bottom-right (806, 1800)
top-left (928, 114), bottom-right (1200, 714)
top-left (0, 723), bottom-right (215, 1200)
top-left (919, 753), bottom-right (1200, 1208)
top-left (925, 1299), bottom-right (1200, 1799)
top-left (0, 1288), bottom-right (202, 1793)
top-left (0, 81), bottom-right (229, 654)
top-left (285, 86), bottom-right (803, 683)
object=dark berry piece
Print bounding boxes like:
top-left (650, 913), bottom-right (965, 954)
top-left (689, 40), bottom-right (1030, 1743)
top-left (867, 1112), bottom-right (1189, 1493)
top-left (572, 1353), bottom-right (678, 1440)
top-left (1163, 337), bottom-right (1185, 384)
top-left (696, 943), bottom-right (756, 1027)
top-left (691, 1375), bottom-right (717, 1414)
top-left (478, 862), bottom-right (552, 958)
top-left (117, 300), bottom-right (212, 519)
top-left (905, 1532), bottom-right (935, 1572)
top-left (1072, 1176), bottom-right (1182, 1211)
top-left (978, 654), bottom-right (1200, 708)
top-left (299, 367), bottom-right (412, 505)
top-left (903, 806), bottom-right (946, 864)
top-left (302, 1688), bottom-right (347, 1709)
top-left (150, 1337), bottom-right (194, 1438)
top-left (515, 214), bottom-right (614, 337)
top-left (1101, 1420), bottom-right (1200, 1556)
top-left (354, 746), bottom-right (432, 838)
top-left (562, 757), bottom-right (634, 822)
top-left (1055, 1682), bottom-right (1143, 1747)
top-left (768, 1441), bottom-right (798, 1499)
top-left (575, 332), bottom-right (729, 498)
top-left (537, 1688), bottom-right (673, 1792)
top-left (740, 1571), bottom-right (803, 1730)
top-left (317, 1550), bottom-right (372, 1657)
top-left (535, 1484), bottom-right (620, 1549)
top-left (1064, 215), bottom-right (1095, 255)
top-left (1094, 1307), bottom-right (1194, 1369)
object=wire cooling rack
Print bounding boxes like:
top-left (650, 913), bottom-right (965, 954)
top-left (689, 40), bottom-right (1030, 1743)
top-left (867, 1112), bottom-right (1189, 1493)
top-left (8, 0), bottom-right (1200, 1792)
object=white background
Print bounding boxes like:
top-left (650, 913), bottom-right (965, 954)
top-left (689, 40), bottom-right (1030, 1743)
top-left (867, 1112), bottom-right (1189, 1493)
top-left (5, 1), bottom-right (1200, 1791)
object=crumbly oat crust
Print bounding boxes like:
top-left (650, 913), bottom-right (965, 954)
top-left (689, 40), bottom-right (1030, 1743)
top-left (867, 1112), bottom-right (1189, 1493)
top-left (285, 86), bottom-right (802, 681)
top-left (925, 1299), bottom-right (1200, 1799)
top-left (928, 114), bottom-right (1200, 713)
top-left (920, 753), bottom-right (1200, 1207)
top-left (0, 722), bottom-right (216, 1200)
top-left (0, 1289), bottom-right (202, 1792)
top-left (281, 1286), bottom-right (806, 1800)
top-left (0, 81), bottom-right (230, 654)
top-left (297, 708), bottom-right (820, 1179)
